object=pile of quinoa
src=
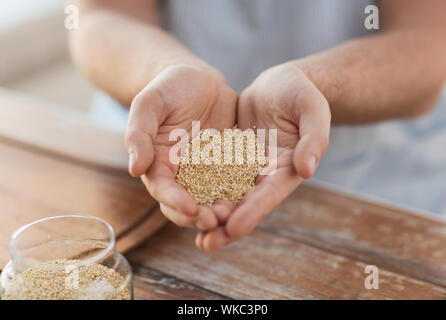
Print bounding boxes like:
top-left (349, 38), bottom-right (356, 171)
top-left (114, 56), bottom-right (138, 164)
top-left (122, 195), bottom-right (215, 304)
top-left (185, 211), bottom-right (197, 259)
top-left (1, 259), bottom-right (130, 300)
top-left (175, 127), bottom-right (266, 206)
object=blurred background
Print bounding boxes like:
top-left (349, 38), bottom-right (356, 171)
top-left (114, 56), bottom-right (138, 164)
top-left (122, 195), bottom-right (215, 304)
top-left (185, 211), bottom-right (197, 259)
top-left (0, 0), bottom-right (129, 169)
top-left (1, 0), bottom-right (445, 214)
top-left (1, 0), bottom-right (94, 112)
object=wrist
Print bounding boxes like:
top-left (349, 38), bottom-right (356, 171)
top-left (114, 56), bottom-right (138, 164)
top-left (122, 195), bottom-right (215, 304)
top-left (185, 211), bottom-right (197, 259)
top-left (288, 58), bottom-right (341, 108)
top-left (156, 59), bottom-right (226, 84)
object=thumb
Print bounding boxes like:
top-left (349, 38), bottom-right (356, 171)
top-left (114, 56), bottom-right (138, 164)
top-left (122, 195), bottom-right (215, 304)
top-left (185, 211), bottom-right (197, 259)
top-left (125, 88), bottom-right (165, 177)
top-left (293, 87), bottom-right (331, 179)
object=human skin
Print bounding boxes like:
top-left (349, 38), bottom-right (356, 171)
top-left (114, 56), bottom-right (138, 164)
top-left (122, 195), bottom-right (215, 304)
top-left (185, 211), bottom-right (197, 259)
top-left (195, 0), bottom-right (446, 250)
top-left (68, 0), bottom-right (446, 250)
top-left (68, 0), bottom-right (236, 230)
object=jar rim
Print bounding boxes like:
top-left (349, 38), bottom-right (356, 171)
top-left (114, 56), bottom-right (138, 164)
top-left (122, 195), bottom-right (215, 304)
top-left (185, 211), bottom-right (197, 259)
top-left (9, 215), bottom-right (116, 266)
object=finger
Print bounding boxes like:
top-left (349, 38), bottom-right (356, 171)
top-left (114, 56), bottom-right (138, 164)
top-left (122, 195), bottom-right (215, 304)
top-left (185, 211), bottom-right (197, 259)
top-left (226, 168), bottom-right (303, 240)
top-left (237, 89), bottom-right (256, 129)
top-left (195, 232), bottom-right (205, 249)
top-left (125, 88), bottom-right (165, 177)
top-left (160, 203), bottom-right (218, 231)
top-left (160, 203), bottom-right (195, 228)
top-left (195, 205), bottom-right (218, 230)
top-left (293, 87), bottom-right (331, 179)
top-left (142, 163), bottom-right (198, 216)
top-left (201, 227), bottom-right (231, 251)
top-left (210, 199), bottom-right (235, 224)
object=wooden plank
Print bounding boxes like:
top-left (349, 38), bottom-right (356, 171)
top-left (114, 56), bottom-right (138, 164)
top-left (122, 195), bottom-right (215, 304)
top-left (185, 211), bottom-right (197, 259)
top-left (259, 183), bottom-right (446, 287)
top-left (0, 141), bottom-right (162, 268)
top-left (0, 88), bottom-right (128, 170)
top-left (116, 207), bottom-right (167, 253)
top-left (133, 265), bottom-right (229, 300)
top-left (128, 224), bottom-right (446, 300)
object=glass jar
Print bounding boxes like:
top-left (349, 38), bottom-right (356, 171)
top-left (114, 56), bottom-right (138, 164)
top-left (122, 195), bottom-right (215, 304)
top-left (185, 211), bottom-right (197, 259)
top-left (0, 215), bottom-right (133, 300)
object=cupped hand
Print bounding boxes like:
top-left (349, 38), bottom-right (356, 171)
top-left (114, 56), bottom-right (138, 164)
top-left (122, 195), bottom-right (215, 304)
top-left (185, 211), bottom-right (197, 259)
top-left (196, 62), bottom-right (331, 250)
top-left (125, 65), bottom-right (237, 231)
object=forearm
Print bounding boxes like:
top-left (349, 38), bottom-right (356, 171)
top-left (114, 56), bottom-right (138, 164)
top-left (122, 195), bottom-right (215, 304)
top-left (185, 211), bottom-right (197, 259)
top-left (68, 1), bottom-right (222, 107)
top-left (295, 28), bottom-right (446, 124)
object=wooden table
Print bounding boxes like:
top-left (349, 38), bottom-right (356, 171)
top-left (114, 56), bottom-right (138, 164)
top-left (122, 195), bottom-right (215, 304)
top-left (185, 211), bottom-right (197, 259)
top-left (129, 187), bottom-right (446, 300)
top-left (1, 91), bottom-right (446, 299)
top-left (2, 139), bottom-right (446, 300)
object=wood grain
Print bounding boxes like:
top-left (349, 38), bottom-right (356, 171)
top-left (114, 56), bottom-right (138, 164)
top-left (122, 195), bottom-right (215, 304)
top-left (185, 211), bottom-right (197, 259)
top-left (128, 224), bottom-right (446, 300)
top-left (0, 140), bottom-right (164, 268)
top-left (260, 183), bottom-right (446, 286)
top-left (0, 88), bottom-right (128, 170)
top-left (133, 265), bottom-right (229, 300)
top-left (1, 90), bottom-right (444, 299)
top-left (116, 207), bottom-right (167, 253)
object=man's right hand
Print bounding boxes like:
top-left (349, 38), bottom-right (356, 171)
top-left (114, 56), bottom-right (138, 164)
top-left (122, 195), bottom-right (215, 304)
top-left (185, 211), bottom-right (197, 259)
top-left (125, 64), bottom-right (237, 231)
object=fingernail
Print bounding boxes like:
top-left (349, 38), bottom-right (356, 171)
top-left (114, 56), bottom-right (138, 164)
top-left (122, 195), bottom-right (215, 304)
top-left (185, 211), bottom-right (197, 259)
top-left (307, 155), bottom-right (318, 174)
top-left (128, 152), bottom-right (136, 172)
top-left (195, 234), bottom-right (203, 249)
